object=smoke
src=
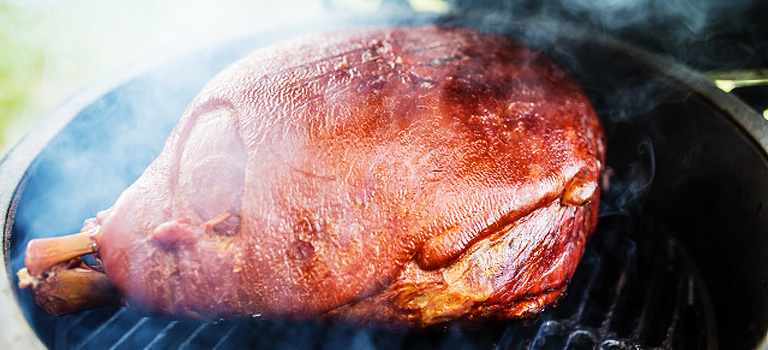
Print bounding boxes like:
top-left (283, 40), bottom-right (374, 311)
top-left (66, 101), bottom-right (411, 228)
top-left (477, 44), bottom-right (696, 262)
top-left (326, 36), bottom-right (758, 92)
top-left (463, 0), bottom-right (767, 70)
top-left (600, 137), bottom-right (656, 218)
top-left (557, 0), bottom-right (708, 33)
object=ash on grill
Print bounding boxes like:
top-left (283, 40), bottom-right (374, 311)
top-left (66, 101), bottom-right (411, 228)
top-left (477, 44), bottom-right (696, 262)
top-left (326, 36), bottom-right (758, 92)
top-left (39, 214), bottom-right (716, 350)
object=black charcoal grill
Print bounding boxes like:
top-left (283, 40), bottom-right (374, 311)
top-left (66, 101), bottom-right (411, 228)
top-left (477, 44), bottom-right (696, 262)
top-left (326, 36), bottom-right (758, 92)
top-left (2, 10), bottom-right (767, 350)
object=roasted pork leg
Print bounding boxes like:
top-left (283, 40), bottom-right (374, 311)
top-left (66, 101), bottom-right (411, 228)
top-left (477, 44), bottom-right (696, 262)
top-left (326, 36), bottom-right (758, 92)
top-left (18, 25), bottom-right (605, 328)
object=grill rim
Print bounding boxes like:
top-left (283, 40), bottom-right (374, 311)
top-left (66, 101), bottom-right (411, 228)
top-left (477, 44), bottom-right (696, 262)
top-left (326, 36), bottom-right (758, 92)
top-left (1, 12), bottom-right (767, 350)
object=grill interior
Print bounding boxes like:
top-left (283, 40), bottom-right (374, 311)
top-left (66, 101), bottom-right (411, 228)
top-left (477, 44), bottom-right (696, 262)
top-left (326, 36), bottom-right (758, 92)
top-left (4, 15), bottom-right (767, 349)
top-left (501, 216), bottom-right (717, 350)
top-left (34, 215), bottom-right (716, 350)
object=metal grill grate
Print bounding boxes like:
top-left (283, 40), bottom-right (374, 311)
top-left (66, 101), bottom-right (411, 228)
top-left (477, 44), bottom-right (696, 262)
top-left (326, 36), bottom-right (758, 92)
top-left (39, 215), bottom-right (715, 350)
top-left (494, 224), bottom-right (717, 350)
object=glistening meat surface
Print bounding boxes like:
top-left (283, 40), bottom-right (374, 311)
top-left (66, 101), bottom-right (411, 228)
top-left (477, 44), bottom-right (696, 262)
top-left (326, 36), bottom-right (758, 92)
top-left (18, 25), bottom-right (605, 328)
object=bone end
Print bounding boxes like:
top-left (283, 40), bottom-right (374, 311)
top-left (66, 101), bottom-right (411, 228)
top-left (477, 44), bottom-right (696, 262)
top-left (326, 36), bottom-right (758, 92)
top-left (20, 261), bottom-right (121, 316)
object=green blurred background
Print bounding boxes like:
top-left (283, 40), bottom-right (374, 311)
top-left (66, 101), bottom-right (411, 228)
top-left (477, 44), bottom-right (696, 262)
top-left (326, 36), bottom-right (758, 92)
top-left (0, 0), bottom-right (329, 156)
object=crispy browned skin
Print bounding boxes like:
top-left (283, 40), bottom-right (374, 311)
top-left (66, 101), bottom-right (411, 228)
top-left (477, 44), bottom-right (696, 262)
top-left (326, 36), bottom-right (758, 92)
top-left (19, 25), bottom-right (604, 327)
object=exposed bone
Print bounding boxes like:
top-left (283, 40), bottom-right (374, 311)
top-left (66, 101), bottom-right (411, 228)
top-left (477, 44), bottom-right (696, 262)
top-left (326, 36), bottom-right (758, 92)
top-left (24, 229), bottom-right (99, 277)
top-left (19, 260), bottom-right (121, 316)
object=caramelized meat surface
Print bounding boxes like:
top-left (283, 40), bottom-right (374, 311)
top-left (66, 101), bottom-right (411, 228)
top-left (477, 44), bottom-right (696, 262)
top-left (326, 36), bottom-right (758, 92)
top-left (19, 25), bottom-right (604, 327)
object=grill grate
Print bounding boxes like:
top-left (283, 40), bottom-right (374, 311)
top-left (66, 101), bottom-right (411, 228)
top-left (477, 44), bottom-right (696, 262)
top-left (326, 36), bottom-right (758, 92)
top-left (37, 215), bottom-right (715, 350)
top-left (494, 217), bottom-right (717, 350)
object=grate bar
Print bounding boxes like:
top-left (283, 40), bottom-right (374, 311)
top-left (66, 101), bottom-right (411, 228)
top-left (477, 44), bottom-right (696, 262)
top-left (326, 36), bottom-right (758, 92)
top-left (598, 338), bottom-right (630, 350)
top-left (210, 324), bottom-right (240, 350)
top-left (494, 322), bottom-right (519, 350)
top-left (599, 263), bottom-right (630, 334)
top-left (663, 270), bottom-right (692, 348)
top-left (564, 329), bottom-right (597, 348)
top-left (630, 239), bottom-right (667, 341)
top-left (61, 310), bottom-right (94, 334)
top-left (570, 251), bottom-right (603, 324)
top-left (55, 310), bottom-right (95, 349)
top-left (177, 323), bottom-right (210, 350)
top-left (108, 317), bottom-right (149, 350)
top-left (74, 308), bottom-right (127, 350)
top-left (529, 320), bottom-right (562, 349)
top-left (143, 320), bottom-right (178, 350)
